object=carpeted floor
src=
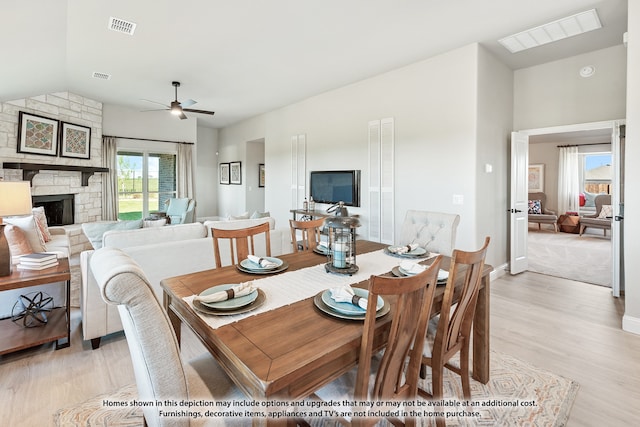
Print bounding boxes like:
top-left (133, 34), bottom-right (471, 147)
top-left (54, 351), bottom-right (579, 426)
top-left (527, 229), bottom-right (611, 287)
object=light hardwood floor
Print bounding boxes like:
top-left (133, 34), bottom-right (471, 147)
top-left (1, 271), bottom-right (639, 426)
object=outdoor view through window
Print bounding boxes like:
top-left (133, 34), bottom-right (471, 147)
top-left (117, 151), bottom-right (176, 220)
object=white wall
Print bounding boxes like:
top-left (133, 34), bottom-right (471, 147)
top-left (623, 2), bottom-right (640, 334)
top-left (245, 138), bottom-right (265, 215)
top-left (195, 125), bottom-right (219, 218)
top-left (514, 45), bottom-right (627, 130)
top-left (218, 44), bottom-right (510, 267)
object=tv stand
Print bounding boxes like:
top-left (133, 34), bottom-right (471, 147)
top-left (290, 209), bottom-right (359, 221)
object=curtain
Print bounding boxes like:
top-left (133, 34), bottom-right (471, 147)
top-left (101, 136), bottom-right (118, 220)
top-left (177, 143), bottom-right (195, 199)
top-left (558, 146), bottom-right (580, 215)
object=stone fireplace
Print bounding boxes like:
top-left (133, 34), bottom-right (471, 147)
top-left (32, 194), bottom-right (75, 226)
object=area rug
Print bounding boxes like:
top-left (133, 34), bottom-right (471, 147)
top-left (527, 230), bottom-right (611, 286)
top-left (54, 351), bottom-right (578, 427)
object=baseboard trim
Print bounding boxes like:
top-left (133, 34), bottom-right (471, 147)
top-left (490, 263), bottom-right (508, 282)
top-left (622, 315), bottom-right (640, 336)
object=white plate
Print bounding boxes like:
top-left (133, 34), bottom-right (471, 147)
top-left (239, 256), bottom-right (283, 271)
top-left (198, 284), bottom-right (258, 310)
top-left (437, 269), bottom-right (449, 282)
top-left (387, 246), bottom-right (427, 256)
top-left (321, 288), bottom-right (384, 316)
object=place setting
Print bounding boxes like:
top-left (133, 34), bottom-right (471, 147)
top-left (384, 243), bottom-right (430, 259)
top-left (313, 241), bottom-right (330, 256)
top-left (192, 282), bottom-right (266, 316)
top-left (236, 254), bottom-right (289, 275)
top-left (391, 259), bottom-right (449, 285)
top-left (313, 284), bottom-right (390, 320)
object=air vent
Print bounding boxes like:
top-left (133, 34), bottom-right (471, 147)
top-left (108, 17), bottom-right (137, 35)
top-left (92, 72), bottom-right (111, 80)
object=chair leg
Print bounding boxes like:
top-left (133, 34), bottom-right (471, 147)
top-left (460, 346), bottom-right (471, 399)
top-left (579, 225), bottom-right (585, 236)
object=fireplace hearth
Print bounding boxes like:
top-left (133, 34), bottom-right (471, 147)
top-left (32, 194), bottom-right (75, 226)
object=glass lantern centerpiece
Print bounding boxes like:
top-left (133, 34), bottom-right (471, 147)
top-left (324, 216), bottom-right (361, 275)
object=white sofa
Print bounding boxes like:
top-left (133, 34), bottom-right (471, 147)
top-left (81, 218), bottom-right (291, 349)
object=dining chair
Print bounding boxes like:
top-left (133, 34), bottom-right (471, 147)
top-left (314, 255), bottom-right (444, 427)
top-left (398, 210), bottom-right (460, 256)
top-left (418, 237), bottom-right (490, 426)
top-left (289, 217), bottom-right (325, 252)
top-left (90, 247), bottom-right (245, 427)
top-left (211, 221), bottom-right (271, 267)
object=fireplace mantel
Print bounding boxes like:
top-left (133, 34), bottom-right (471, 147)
top-left (2, 162), bottom-right (109, 186)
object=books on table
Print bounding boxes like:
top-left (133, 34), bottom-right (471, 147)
top-left (17, 252), bottom-right (59, 270)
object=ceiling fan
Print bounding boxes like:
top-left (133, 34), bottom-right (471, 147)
top-left (141, 81), bottom-right (215, 120)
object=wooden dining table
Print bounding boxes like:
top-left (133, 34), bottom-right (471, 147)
top-left (161, 240), bottom-right (492, 426)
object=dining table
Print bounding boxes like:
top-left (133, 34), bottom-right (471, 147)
top-left (161, 240), bottom-right (492, 426)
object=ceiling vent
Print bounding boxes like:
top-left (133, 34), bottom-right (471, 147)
top-left (499, 9), bottom-right (602, 53)
top-left (92, 72), bottom-right (111, 80)
top-left (108, 17), bottom-right (137, 35)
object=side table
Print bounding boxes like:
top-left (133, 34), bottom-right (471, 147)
top-left (0, 258), bottom-right (71, 355)
top-left (558, 214), bottom-right (580, 234)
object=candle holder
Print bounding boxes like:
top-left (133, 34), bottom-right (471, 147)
top-left (324, 216), bottom-right (361, 275)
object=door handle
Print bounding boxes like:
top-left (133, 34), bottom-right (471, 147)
top-left (615, 215), bottom-right (624, 221)
top-left (507, 209), bottom-right (523, 213)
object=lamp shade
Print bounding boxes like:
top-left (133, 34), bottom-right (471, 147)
top-left (0, 181), bottom-right (33, 217)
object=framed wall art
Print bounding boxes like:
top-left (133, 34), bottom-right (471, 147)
top-left (230, 161), bottom-right (242, 185)
top-left (59, 121), bottom-right (91, 159)
top-left (219, 163), bottom-right (230, 185)
top-left (528, 164), bottom-right (544, 192)
top-left (258, 164), bottom-right (265, 187)
top-left (17, 111), bottom-right (59, 156)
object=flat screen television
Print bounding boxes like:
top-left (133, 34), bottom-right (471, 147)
top-left (309, 170), bottom-right (361, 207)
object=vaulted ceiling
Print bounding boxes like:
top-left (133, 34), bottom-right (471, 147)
top-left (0, 0), bottom-right (628, 128)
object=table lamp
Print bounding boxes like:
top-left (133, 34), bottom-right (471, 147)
top-left (0, 181), bottom-right (33, 276)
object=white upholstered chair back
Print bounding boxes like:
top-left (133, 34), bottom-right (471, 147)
top-left (91, 247), bottom-right (189, 427)
top-left (398, 210), bottom-right (461, 256)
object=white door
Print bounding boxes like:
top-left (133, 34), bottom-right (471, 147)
top-left (611, 124), bottom-right (624, 297)
top-left (510, 131), bottom-right (529, 274)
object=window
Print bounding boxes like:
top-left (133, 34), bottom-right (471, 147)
top-left (117, 151), bottom-right (176, 220)
top-left (580, 152), bottom-right (611, 209)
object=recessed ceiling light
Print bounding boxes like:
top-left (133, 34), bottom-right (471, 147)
top-left (108, 17), bottom-right (137, 35)
top-left (579, 65), bottom-right (595, 78)
top-left (499, 9), bottom-right (602, 53)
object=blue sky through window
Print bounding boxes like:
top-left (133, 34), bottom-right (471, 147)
top-left (585, 154), bottom-right (611, 170)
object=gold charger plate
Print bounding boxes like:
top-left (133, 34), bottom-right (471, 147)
top-left (192, 289), bottom-right (266, 316)
top-left (313, 290), bottom-right (390, 321)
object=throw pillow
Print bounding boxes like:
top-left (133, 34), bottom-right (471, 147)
top-left (598, 204), bottom-right (613, 219)
top-left (32, 206), bottom-right (52, 242)
top-left (3, 224), bottom-right (33, 259)
top-left (229, 212), bottom-right (250, 220)
top-left (528, 200), bottom-right (542, 215)
top-left (583, 191), bottom-right (597, 207)
top-left (82, 220), bottom-right (144, 249)
top-left (250, 211), bottom-right (270, 219)
top-left (3, 215), bottom-right (47, 252)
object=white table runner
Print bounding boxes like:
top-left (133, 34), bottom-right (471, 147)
top-left (183, 249), bottom-right (437, 330)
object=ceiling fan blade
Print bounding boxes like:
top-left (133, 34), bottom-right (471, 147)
top-left (140, 99), bottom-right (170, 108)
top-left (141, 108), bottom-right (170, 112)
top-left (183, 108), bottom-right (215, 116)
top-left (178, 111), bottom-right (188, 120)
top-left (181, 99), bottom-right (197, 108)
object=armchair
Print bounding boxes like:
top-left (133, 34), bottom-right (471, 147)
top-left (165, 198), bottom-right (195, 224)
top-left (528, 192), bottom-right (558, 232)
top-left (580, 194), bottom-right (612, 236)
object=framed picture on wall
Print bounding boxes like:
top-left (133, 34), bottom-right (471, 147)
top-left (258, 163), bottom-right (265, 187)
top-left (59, 121), bottom-right (91, 159)
top-left (220, 163), bottom-right (230, 185)
top-left (230, 161), bottom-right (242, 185)
top-left (17, 111), bottom-right (59, 156)
top-left (528, 164), bottom-right (544, 192)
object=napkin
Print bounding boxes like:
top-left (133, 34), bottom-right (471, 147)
top-left (194, 282), bottom-right (256, 303)
top-left (389, 243), bottom-right (419, 254)
top-left (399, 260), bottom-right (426, 275)
top-left (247, 255), bottom-right (278, 268)
top-left (329, 285), bottom-right (368, 310)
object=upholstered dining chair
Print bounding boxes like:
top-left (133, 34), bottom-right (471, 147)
top-left (90, 247), bottom-right (245, 427)
top-left (398, 210), bottom-right (460, 256)
top-left (211, 222), bottom-right (271, 268)
top-left (580, 194), bottom-right (612, 236)
top-left (289, 218), bottom-right (325, 252)
top-left (314, 255), bottom-right (444, 427)
top-left (418, 237), bottom-right (490, 427)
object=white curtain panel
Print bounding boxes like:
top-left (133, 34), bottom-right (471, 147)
top-left (557, 146), bottom-right (580, 214)
top-left (177, 143), bottom-right (195, 199)
top-left (101, 136), bottom-right (119, 220)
